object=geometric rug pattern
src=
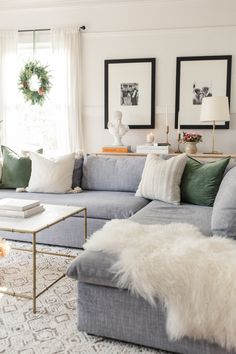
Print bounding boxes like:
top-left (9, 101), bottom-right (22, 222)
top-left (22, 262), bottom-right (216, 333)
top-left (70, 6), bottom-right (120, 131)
top-left (0, 242), bottom-right (172, 354)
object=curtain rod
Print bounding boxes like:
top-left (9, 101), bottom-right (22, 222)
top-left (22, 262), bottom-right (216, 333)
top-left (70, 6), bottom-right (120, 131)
top-left (18, 26), bottom-right (86, 33)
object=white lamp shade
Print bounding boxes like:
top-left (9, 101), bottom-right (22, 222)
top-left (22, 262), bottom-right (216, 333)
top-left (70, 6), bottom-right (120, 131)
top-left (200, 96), bottom-right (230, 122)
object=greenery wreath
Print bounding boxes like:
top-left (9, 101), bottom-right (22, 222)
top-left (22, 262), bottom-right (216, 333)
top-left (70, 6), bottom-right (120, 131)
top-left (18, 60), bottom-right (52, 106)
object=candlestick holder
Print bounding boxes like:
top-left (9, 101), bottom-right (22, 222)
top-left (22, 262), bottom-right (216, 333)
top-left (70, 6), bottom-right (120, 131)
top-left (175, 133), bottom-right (181, 153)
top-left (166, 125), bottom-right (170, 145)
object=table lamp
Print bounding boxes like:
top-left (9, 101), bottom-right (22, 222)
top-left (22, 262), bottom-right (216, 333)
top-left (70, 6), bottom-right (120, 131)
top-left (200, 96), bottom-right (230, 154)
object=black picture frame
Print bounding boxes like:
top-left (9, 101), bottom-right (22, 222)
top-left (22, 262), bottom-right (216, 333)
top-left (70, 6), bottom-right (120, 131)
top-left (104, 58), bottom-right (156, 129)
top-left (175, 55), bottom-right (232, 130)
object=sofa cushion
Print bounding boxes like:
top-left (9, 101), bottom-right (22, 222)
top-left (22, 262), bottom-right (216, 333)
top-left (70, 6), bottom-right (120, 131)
top-left (0, 145), bottom-right (32, 189)
top-left (26, 152), bottom-right (75, 193)
top-left (181, 156), bottom-right (230, 207)
top-left (136, 153), bottom-right (187, 204)
top-left (72, 156), bottom-right (83, 188)
top-left (67, 250), bottom-right (118, 287)
top-left (67, 200), bottom-right (213, 287)
top-left (82, 155), bottom-right (146, 192)
top-left (130, 200), bottom-right (212, 236)
top-left (0, 190), bottom-right (149, 220)
top-left (67, 199), bottom-right (212, 285)
top-left (211, 165), bottom-right (236, 238)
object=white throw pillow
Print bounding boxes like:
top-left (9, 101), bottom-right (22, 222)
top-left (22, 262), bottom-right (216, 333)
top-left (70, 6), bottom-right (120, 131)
top-left (136, 153), bottom-right (187, 204)
top-left (26, 152), bottom-right (75, 193)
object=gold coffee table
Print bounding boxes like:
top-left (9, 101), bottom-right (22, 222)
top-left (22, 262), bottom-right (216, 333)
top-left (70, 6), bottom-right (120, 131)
top-left (0, 204), bottom-right (87, 313)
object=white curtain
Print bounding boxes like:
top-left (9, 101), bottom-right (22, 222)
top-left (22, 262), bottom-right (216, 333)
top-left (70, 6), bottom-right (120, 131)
top-left (0, 31), bottom-right (18, 145)
top-left (51, 27), bottom-right (83, 153)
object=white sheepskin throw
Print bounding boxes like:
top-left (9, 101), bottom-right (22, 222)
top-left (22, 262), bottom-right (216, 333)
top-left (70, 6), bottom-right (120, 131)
top-left (84, 219), bottom-right (236, 351)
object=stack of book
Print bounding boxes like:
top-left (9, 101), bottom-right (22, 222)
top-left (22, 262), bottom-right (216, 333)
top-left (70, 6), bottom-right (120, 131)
top-left (102, 145), bottom-right (131, 153)
top-left (0, 198), bottom-right (45, 218)
top-left (136, 144), bottom-right (170, 154)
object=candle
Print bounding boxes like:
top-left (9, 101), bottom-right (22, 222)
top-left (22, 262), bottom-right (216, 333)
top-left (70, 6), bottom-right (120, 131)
top-left (165, 104), bottom-right (168, 127)
top-left (146, 132), bottom-right (154, 143)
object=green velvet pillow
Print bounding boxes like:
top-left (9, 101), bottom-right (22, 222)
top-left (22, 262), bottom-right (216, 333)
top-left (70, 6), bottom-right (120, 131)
top-left (181, 156), bottom-right (230, 207)
top-left (0, 145), bottom-right (32, 189)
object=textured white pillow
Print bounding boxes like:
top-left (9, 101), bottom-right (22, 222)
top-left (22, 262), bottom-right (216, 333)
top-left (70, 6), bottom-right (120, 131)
top-left (136, 153), bottom-right (187, 204)
top-left (27, 152), bottom-right (75, 193)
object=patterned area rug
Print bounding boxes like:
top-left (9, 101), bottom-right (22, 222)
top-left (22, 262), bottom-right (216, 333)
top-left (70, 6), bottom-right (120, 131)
top-left (0, 242), bottom-right (172, 354)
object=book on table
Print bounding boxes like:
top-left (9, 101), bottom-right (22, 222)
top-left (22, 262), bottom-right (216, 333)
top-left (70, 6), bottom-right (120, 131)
top-left (0, 198), bottom-right (40, 211)
top-left (0, 198), bottom-right (44, 218)
top-left (102, 146), bottom-right (131, 153)
top-left (136, 144), bottom-right (170, 154)
top-left (0, 205), bottom-right (45, 218)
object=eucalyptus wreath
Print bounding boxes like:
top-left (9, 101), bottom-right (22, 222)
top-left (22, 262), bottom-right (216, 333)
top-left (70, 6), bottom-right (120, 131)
top-left (18, 60), bottom-right (52, 105)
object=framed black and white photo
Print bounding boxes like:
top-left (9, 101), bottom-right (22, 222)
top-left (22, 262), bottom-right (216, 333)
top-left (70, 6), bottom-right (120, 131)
top-left (104, 58), bottom-right (156, 129)
top-left (175, 55), bottom-right (232, 129)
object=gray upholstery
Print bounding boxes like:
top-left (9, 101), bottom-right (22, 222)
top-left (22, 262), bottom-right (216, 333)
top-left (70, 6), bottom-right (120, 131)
top-left (131, 200), bottom-right (212, 236)
top-left (212, 165), bottom-right (236, 238)
top-left (72, 157), bottom-right (83, 188)
top-left (0, 189), bottom-right (149, 220)
top-left (78, 282), bottom-right (236, 354)
top-left (82, 155), bottom-right (146, 192)
top-left (67, 250), bottom-right (118, 287)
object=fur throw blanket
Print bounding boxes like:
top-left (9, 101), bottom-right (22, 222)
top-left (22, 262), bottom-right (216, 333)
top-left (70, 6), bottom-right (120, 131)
top-left (84, 220), bottom-right (236, 351)
top-left (0, 238), bottom-right (10, 257)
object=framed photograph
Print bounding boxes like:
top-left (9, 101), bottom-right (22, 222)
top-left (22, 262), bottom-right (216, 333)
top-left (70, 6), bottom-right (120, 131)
top-left (175, 55), bottom-right (232, 129)
top-left (104, 58), bottom-right (156, 129)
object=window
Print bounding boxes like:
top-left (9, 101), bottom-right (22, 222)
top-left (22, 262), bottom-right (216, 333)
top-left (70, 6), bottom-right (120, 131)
top-left (6, 31), bottom-right (60, 154)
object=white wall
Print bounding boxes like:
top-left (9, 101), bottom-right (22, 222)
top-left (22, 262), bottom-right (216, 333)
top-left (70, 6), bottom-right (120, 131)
top-left (82, 26), bottom-right (236, 153)
top-left (0, 0), bottom-right (235, 153)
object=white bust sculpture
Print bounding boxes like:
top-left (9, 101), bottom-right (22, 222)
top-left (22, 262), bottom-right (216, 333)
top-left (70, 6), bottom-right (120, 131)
top-left (108, 111), bottom-right (129, 146)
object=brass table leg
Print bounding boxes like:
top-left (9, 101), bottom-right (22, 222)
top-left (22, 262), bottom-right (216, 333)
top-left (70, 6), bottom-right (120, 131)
top-left (32, 232), bottom-right (37, 314)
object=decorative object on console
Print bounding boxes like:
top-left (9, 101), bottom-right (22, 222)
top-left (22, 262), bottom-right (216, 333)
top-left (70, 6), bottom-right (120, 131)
top-left (26, 152), bottom-right (75, 193)
top-left (181, 156), bottom-right (230, 207)
top-left (136, 144), bottom-right (170, 154)
top-left (0, 145), bottom-right (31, 189)
top-left (102, 146), bottom-right (131, 153)
top-left (18, 60), bottom-right (52, 106)
top-left (165, 104), bottom-right (170, 145)
top-left (175, 55), bottom-right (231, 130)
top-left (175, 112), bottom-right (182, 153)
top-left (200, 96), bottom-right (230, 154)
top-left (146, 132), bottom-right (155, 144)
top-left (136, 153), bottom-right (187, 204)
top-left (104, 58), bottom-right (156, 129)
top-left (108, 111), bottom-right (129, 146)
top-left (181, 132), bottom-right (202, 154)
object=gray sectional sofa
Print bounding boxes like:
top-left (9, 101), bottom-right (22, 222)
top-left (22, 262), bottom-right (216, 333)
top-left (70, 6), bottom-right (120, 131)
top-left (67, 155), bottom-right (236, 354)
top-left (2, 154), bottom-right (236, 354)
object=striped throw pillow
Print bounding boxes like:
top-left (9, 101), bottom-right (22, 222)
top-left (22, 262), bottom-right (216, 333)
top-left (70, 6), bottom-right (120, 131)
top-left (135, 153), bottom-right (187, 204)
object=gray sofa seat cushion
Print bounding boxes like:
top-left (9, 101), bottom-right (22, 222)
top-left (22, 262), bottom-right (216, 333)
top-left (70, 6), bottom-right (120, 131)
top-left (0, 189), bottom-right (149, 220)
top-left (82, 155), bottom-right (146, 192)
top-left (212, 165), bottom-right (236, 238)
top-left (130, 200), bottom-right (212, 236)
top-left (67, 201), bottom-right (212, 287)
top-left (67, 250), bottom-right (118, 288)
